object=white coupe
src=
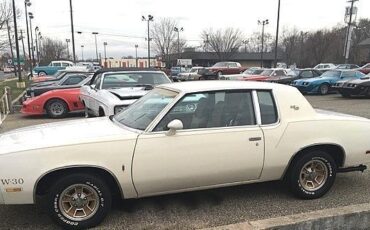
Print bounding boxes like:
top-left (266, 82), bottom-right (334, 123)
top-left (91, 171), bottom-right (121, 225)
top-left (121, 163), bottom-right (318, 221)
top-left (0, 81), bottom-right (369, 229)
top-left (80, 70), bottom-right (171, 116)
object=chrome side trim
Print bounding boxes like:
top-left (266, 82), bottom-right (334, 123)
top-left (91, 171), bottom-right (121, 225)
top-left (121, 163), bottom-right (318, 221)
top-left (252, 90), bottom-right (262, 125)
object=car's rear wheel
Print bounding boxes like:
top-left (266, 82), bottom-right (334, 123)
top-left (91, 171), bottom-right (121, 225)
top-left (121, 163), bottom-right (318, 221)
top-left (45, 99), bottom-right (68, 118)
top-left (319, 84), bottom-right (329, 95)
top-left (199, 76), bottom-right (205, 80)
top-left (287, 150), bottom-right (337, 199)
top-left (47, 174), bottom-right (112, 230)
top-left (38, 71), bottom-right (47, 76)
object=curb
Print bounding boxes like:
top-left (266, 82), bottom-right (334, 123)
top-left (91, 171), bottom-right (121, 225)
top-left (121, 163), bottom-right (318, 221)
top-left (206, 203), bottom-right (370, 230)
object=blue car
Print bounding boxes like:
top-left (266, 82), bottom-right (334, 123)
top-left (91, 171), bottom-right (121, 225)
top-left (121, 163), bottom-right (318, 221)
top-left (291, 70), bottom-right (365, 95)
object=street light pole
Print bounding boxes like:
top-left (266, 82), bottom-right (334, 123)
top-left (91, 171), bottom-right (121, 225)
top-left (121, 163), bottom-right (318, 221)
top-left (35, 26), bottom-right (39, 64)
top-left (258, 19), bottom-right (269, 68)
top-left (12, 0), bottom-right (22, 82)
top-left (66, 39), bottom-right (70, 60)
top-left (242, 40), bottom-right (248, 53)
top-left (344, 0), bottom-right (358, 64)
top-left (142, 15), bottom-right (153, 68)
top-left (174, 27), bottom-right (184, 59)
top-left (20, 30), bottom-right (27, 67)
top-left (135, 44), bottom-right (138, 68)
top-left (69, 0), bottom-right (76, 63)
top-left (29, 13), bottom-right (35, 67)
top-left (92, 32), bottom-right (99, 62)
top-left (24, 0), bottom-right (33, 73)
top-left (81, 45), bottom-right (84, 61)
top-left (103, 42), bottom-right (108, 68)
top-left (274, 0), bottom-right (281, 68)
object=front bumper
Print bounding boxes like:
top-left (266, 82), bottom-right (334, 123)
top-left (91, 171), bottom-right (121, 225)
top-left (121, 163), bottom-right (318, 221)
top-left (20, 102), bottom-right (44, 115)
top-left (0, 190), bottom-right (4, 204)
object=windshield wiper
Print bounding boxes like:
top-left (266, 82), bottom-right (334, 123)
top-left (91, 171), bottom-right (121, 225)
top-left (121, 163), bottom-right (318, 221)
top-left (132, 84), bottom-right (154, 90)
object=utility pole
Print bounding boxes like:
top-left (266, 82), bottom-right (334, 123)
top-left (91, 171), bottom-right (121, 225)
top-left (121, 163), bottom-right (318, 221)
top-left (135, 44), bottom-right (139, 68)
top-left (20, 30), bottom-right (27, 68)
top-left (92, 32), bottom-right (99, 62)
top-left (69, 0), bottom-right (76, 63)
top-left (66, 39), bottom-right (70, 60)
top-left (258, 19), bottom-right (269, 68)
top-left (142, 15), bottom-right (154, 68)
top-left (103, 42), bottom-right (108, 68)
top-left (344, 0), bottom-right (358, 64)
top-left (274, 0), bottom-right (281, 68)
top-left (24, 0), bottom-right (33, 73)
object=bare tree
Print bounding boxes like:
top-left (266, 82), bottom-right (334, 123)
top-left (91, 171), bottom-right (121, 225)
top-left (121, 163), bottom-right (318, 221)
top-left (150, 17), bottom-right (186, 67)
top-left (201, 28), bottom-right (243, 60)
top-left (0, 1), bottom-right (14, 51)
top-left (39, 37), bottom-right (67, 65)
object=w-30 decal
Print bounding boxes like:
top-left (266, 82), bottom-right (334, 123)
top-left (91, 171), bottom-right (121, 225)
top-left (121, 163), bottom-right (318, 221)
top-left (1, 178), bottom-right (24, 185)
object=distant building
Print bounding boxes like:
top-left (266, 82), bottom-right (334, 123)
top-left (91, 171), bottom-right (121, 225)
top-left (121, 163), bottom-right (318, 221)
top-left (100, 58), bottom-right (165, 68)
top-left (167, 49), bottom-right (283, 68)
top-left (359, 38), bottom-right (370, 64)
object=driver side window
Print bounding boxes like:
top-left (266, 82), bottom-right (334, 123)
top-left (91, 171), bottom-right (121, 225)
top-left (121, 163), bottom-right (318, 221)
top-left (154, 90), bottom-right (255, 131)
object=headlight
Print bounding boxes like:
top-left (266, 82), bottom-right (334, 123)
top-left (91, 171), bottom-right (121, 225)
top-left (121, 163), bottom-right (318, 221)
top-left (303, 82), bottom-right (310, 86)
top-left (114, 105), bottom-right (127, 114)
top-left (348, 84), bottom-right (357, 88)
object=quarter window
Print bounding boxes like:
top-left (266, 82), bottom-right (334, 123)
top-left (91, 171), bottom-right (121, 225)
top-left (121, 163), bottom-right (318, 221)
top-left (257, 91), bottom-right (278, 125)
top-left (154, 90), bottom-right (255, 131)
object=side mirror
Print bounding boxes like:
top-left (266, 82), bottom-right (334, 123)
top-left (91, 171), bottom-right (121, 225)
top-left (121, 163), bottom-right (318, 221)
top-left (166, 119), bottom-right (183, 136)
top-left (90, 84), bottom-right (96, 90)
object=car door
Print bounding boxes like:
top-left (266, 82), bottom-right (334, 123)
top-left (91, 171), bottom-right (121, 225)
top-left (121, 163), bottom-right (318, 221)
top-left (132, 90), bottom-right (265, 197)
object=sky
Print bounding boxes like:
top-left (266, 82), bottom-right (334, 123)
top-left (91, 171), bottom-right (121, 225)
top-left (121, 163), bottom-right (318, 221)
top-left (15, 0), bottom-right (370, 60)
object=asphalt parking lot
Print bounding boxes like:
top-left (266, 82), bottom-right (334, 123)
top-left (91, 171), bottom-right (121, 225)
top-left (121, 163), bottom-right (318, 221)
top-left (0, 94), bottom-right (370, 230)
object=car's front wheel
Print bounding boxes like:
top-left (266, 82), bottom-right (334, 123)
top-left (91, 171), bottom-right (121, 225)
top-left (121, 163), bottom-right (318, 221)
top-left (287, 150), bottom-right (337, 199)
top-left (45, 99), bottom-right (68, 118)
top-left (47, 174), bottom-right (112, 230)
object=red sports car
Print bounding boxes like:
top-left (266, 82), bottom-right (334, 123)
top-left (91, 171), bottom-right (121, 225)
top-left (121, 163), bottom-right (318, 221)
top-left (242, 69), bottom-right (287, 81)
top-left (21, 88), bottom-right (84, 118)
top-left (359, 63), bottom-right (370, 74)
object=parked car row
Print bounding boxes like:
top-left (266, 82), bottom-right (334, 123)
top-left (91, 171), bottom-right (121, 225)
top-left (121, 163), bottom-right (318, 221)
top-left (21, 68), bottom-right (172, 118)
top-left (2, 80), bottom-right (370, 229)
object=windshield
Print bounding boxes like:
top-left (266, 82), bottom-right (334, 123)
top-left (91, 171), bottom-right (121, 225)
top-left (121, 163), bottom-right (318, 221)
top-left (260, 70), bottom-right (273, 76)
top-left (113, 88), bottom-right (178, 130)
top-left (287, 70), bottom-right (300, 76)
top-left (321, 70), bottom-right (341, 78)
top-left (101, 72), bottom-right (170, 89)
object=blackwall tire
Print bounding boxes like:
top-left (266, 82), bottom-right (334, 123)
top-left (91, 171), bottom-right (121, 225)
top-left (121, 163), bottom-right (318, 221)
top-left (45, 99), bottom-right (68, 118)
top-left (288, 150), bottom-right (337, 199)
top-left (47, 173), bottom-right (112, 230)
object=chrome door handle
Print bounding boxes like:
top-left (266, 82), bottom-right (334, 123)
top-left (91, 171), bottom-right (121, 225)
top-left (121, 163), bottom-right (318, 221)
top-left (249, 137), bottom-right (262, 142)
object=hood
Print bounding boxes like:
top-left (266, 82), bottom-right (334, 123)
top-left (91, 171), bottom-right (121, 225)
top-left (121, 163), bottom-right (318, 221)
top-left (346, 77), bottom-right (370, 84)
top-left (296, 76), bottom-right (331, 83)
top-left (0, 117), bottom-right (137, 155)
top-left (108, 87), bottom-right (149, 100)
